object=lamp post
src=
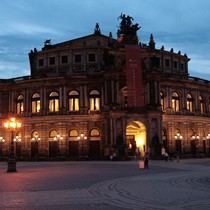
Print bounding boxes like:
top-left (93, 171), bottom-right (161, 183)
top-left (0, 136), bottom-right (5, 160)
top-left (14, 135), bottom-right (21, 160)
top-left (53, 133), bottom-right (63, 158)
top-left (31, 134), bottom-right (41, 160)
top-left (4, 117), bottom-right (22, 172)
top-left (175, 133), bottom-right (182, 156)
top-left (77, 133), bottom-right (87, 158)
top-left (175, 133), bottom-right (183, 140)
top-left (192, 134), bottom-right (199, 157)
top-left (207, 134), bottom-right (210, 155)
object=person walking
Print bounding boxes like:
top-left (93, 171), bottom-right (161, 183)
top-left (135, 147), bottom-right (140, 160)
top-left (165, 152), bottom-right (169, 161)
top-left (144, 152), bottom-right (149, 169)
top-left (176, 151), bottom-right (180, 162)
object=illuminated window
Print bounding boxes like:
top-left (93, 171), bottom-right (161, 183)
top-left (49, 130), bottom-right (57, 138)
top-left (90, 129), bottom-right (100, 137)
top-left (187, 94), bottom-right (193, 112)
top-left (171, 92), bottom-right (180, 112)
top-left (49, 92), bottom-right (59, 112)
top-left (31, 130), bottom-right (39, 138)
top-left (16, 95), bottom-right (24, 114)
top-left (160, 92), bottom-right (164, 110)
top-left (89, 90), bottom-right (100, 111)
top-left (69, 129), bottom-right (79, 137)
top-left (199, 96), bottom-right (205, 114)
top-left (69, 91), bottom-right (79, 111)
top-left (32, 93), bottom-right (40, 113)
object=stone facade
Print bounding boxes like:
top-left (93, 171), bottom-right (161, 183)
top-left (0, 25), bottom-right (209, 160)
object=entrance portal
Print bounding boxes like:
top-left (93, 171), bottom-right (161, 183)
top-left (126, 121), bottom-right (146, 157)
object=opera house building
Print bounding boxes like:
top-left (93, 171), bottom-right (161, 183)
top-left (0, 18), bottom-right (210, 160)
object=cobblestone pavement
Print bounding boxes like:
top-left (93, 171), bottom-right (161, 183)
top-left (0, 159), bottom-right (210, 210)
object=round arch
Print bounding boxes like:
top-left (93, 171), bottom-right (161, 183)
top-left (126, 121), bottom-right (146, 156)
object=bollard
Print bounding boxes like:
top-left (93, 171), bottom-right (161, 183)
top-left (139, 160), bottom-right (144, 169)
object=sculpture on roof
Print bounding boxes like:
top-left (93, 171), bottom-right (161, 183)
top-left (44, 39), bottom-right (51, 48)
top-left (117, 14), bottom-right (140, 37)
top-left (94, 23), bottom-right (101, 35)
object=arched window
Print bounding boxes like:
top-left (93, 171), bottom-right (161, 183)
top-left (49, 92), bottom-right (59, 112)
top-left (16, 95), bottom-right (24, 114)
top-left (69, 91), bottom-right (79, 111)
top-left (49, 130), bottom-right (57, 138)
top-left (171, 92), bottom-right (180, 112)
top-left (89, 90), bottom-right (100, 111)
top-left (187, 94), bottom-right (193, 112)
top-left (90, 129), bottom-right (100, 137)
top-left (69, 129), bottom-right (79, 137)
top-left (31, 130), bottom-right (39, 138)
top-left (199, 96), bottom-right (205, 114)
top-left (32, 93), bottom-right (40, 113)
top-left (15, 131), bottom-right (22, 139)
top-left (160, 92), bottom-right (164, 111)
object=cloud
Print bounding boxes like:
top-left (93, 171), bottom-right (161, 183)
top-left (0, 21), bottom-right (62, 37)
top-left (0, 60), bottom-right (30, 78)
top-left (0, 0), bottom-right (209, 80)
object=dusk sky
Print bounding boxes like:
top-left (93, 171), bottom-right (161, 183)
top-left (0, 0), bottom-right (210, 79)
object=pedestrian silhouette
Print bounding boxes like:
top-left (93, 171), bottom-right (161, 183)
top-left (144, 153), bottom-right (149, 169)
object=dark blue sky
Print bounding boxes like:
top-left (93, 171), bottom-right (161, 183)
top-left (0, 0), bottom-right (210, 79)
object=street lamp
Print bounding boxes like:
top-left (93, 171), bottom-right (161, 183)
top-left (192, 134), bottom-right (199, 157)
top-left (175, 133), bottom-right (183, 140)
top-left (14, 135), bottom-right (21, 160)
top-left (207, 134), bottom-right (210, 154)
top-left (174, 133), bottom-right (183, 158)
top-left (4, 117), bottom-right (22, 172)
top-left (53, 133), bottom-right (63, 157)
top-left (77, 133), bottom-right (87, 158)
top-left (31, 134), bottom-right (41, 160)
top-left (0, 136), bottom-right (5, 159)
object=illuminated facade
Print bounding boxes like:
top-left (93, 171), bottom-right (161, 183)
top-left (0, 23), bottom-right (210, 160)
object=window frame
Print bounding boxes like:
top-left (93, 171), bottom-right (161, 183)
top-left (68, 90), bottom-right (79, 112)
top-left (49, 92), bottom-right (59, 112)
top-left (89, 90), bottom-right (100, 111)
top-left (171, 92), bottom-right (180, 112)
top-left (16, 94), bottom-right (24, 114)
top-left (31, 93), bottom-right (41, 113)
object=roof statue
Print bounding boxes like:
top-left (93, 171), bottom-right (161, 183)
top-left (94, 23), bottom-right (101, 35)
top-left (44, 39), bottom-right (51, 46)
top-left (117, 14), bottom-right (140, 45)
top-left (118, 14), bottom-right (140, 36)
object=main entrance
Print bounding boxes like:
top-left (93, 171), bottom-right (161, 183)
top-left (126, 121), bottom-right (146, 157)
